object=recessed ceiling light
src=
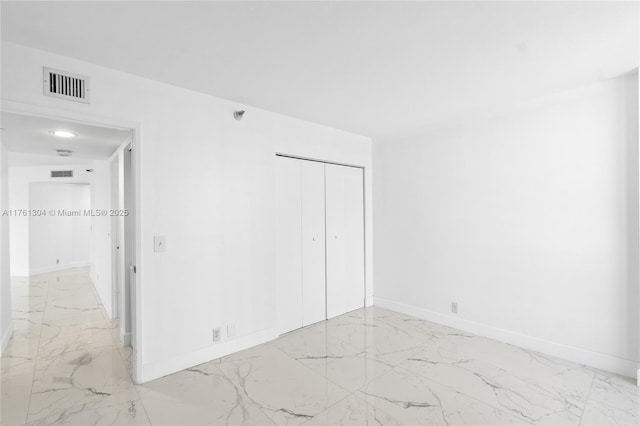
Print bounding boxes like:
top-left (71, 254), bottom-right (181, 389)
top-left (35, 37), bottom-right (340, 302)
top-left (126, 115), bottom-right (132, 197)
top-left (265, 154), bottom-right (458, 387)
top-left (49, 130), bottom-right (77, 138)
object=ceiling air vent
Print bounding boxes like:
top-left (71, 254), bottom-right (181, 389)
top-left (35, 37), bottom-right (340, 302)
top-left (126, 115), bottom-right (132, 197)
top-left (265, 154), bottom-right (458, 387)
top-left (51, 170), bottom-right (74, 178)
top-left (43, 67), bottom-right (90, 104)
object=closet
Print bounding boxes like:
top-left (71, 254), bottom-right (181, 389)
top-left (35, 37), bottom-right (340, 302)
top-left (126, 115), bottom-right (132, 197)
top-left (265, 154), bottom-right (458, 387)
top-left (275, 155), bottom-right (365, 335)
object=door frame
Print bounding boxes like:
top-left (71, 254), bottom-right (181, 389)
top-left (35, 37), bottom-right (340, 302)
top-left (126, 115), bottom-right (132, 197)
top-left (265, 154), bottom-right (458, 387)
top-left (2, 99), bottom-right (144, 384)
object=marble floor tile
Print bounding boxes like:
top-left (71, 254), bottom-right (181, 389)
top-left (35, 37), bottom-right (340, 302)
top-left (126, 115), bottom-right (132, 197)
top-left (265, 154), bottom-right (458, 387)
top-left (305, 394), bottom-right (399, 426)
top-left (137, 365), bottom-right (274, 426)
top-left (2, 328), bottom-right (41, 360)
top-left (357, 366), bottom-right (530, 425)
top-left (580, 398), bottom-right (640, 426)
top-left (402, 346), bottom-right (582, 425)
top-left (1, 367), bottom-right (34, 426)
top-left (25, 399), bottom-right (150, 426)
top-left (215, 344), bottom-right (350, 425)
top-left (1, 351), bottom-right (37, 378)
top-left (28, 346), bottom-right (139, 421)
top-left (294, 351), bottom-right (394, 393)
top-left (37, 321), bottom-right (117, 359)
top-left (433, 333), bottom-right (595, 403)
top-left (586, 371), bottom-right (640, 420)
top-left (3, 269), bottom-right (639, 426)
top-left (272, 312), bottom-right (430, 367)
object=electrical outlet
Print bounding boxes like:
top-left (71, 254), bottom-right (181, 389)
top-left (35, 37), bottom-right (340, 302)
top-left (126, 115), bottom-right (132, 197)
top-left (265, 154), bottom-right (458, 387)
top-left (56, 259), bottom-right (60, 264)
top-left (451, 302), bottom-right (458, 314)
top-left (227, 323), bottom-right (236, 338)
top-left (212, 328), bottom-right (221, 342)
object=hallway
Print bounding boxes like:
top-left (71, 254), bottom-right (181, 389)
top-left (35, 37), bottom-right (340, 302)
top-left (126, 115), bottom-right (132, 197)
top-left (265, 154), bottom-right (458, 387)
top-left (1, 268), bottom-right (143, 425)
top-left (2, 268), bottom-right (639, 425)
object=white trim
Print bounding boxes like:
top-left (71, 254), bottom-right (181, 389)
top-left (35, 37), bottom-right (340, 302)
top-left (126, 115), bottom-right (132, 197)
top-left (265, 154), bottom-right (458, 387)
top-left (374, 297), bottom-right (640, 379)
top-left (89, 273), bottom-right (113, 320)
top-left (29, 262), bottom-right (90, 276)
top-left (0, 323), bottom-right (14, 355)
top-left (140, 328), bottom-right (278, 383)
top-left (120, 330), bottom-right (132, 347)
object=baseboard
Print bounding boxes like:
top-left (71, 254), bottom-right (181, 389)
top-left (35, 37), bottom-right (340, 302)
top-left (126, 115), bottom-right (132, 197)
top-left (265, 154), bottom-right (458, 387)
top-left (374, 297), bottom-right (639, 379)
top-left (120, 329), bottom-right (131, 347)
top-left (0, 323), bottom-right (14, 355)
top-left (88, 274), bottom-right (113, 319)
top-left (140, 328), bottom-right (279, 383)
top-left (29, 262), bottom-right (90, 276)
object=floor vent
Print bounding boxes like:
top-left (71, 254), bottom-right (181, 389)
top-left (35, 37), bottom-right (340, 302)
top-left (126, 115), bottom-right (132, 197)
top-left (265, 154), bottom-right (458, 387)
top-left (51, 170), bottom-right (74, 178)
top-left (43, 67), bottom-right (90, 103)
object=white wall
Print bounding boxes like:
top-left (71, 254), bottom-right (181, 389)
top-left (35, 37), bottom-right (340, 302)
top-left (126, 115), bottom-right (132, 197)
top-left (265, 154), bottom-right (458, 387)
top-left (0, 141), bottom-right (12, 354)
top-left (1, 41), bottom-right (373, 382)
top-left (8, 161), bottom-right (117, 317)
top-left (8, 165), bottom-right (93, 276)
top-left (72, 185), bottom-right (92, 265)
top-left (89, 159), bottom-right (113, 317)
top-left (374, 72), bottom-right (639, 377)
top-left (28, 183), bottom-right (91, 275)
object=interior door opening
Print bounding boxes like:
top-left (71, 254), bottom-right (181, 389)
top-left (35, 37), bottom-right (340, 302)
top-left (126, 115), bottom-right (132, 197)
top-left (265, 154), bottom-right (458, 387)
top-left (1, 108), bottom-right (140, 382)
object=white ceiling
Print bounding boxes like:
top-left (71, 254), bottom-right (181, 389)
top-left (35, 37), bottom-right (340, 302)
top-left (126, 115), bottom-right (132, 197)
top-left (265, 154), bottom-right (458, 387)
top-left (1, 1), bottom-right (638, 139)
top-left (1, 112), bottom-right (131, 165)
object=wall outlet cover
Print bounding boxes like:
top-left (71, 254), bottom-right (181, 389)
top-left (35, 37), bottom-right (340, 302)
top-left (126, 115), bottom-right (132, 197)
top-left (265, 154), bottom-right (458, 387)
top-left (212, 328), bottom-right (221, 342)
top-left (451, 302), bottom-right (458, 314)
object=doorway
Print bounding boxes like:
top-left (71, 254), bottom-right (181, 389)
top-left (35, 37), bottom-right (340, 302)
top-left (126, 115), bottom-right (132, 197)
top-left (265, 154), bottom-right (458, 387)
top-left (0, 108), bottom-right (140, 382)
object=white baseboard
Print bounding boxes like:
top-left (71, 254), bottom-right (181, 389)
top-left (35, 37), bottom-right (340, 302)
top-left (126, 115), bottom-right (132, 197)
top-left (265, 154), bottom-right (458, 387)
top-left (140, 328), bottom-right (279, 384)
top-left (30, 261), bottom-right (90, 276)
top-left (88, 274), bottom-right (113, 319)
top-left (120, 329), bottom-right (131, 347)
top-left (374, 297), bottom-right (639, 379)
top-left (0, 323), bottom-right (14, 355)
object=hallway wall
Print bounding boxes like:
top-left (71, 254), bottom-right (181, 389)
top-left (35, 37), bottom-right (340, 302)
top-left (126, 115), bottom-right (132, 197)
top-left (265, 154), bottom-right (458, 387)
top-left (8, 165), bottom-right (93, 276)
top-left (28, 183), bottom-right (91, 275)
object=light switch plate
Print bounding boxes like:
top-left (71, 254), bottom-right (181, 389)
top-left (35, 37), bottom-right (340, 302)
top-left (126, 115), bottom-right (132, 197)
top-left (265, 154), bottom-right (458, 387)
top-left (154, 236), bottom-right (166, 252)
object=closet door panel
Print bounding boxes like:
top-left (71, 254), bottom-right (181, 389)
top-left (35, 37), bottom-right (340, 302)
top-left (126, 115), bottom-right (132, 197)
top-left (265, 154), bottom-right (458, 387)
top-left (325, 164), bottom-right (365, 319)
top-left (301, 161), bottom-right (326, 326)
top-left (275, 156), bottom-right (303, 334)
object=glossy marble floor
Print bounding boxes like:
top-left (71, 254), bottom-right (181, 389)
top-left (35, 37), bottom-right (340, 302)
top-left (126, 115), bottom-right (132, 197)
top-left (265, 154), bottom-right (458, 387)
top-left (1, 269), bottom-right (639, 425)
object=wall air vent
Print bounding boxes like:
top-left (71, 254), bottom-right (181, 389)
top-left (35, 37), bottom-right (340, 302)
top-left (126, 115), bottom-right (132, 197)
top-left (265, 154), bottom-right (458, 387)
top-left (43, 67), bottom-right (90, 104)
top-left (51, 170), bottom-right (74, 178)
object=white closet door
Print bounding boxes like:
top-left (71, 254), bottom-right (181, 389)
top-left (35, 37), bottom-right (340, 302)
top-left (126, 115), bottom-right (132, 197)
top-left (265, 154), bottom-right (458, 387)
top-left (275, 156), bottom-right (303, 334)
top-left (301, 161), bottom-right (326, 326)
top-left (325, 164), bottom-right (365, 319)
